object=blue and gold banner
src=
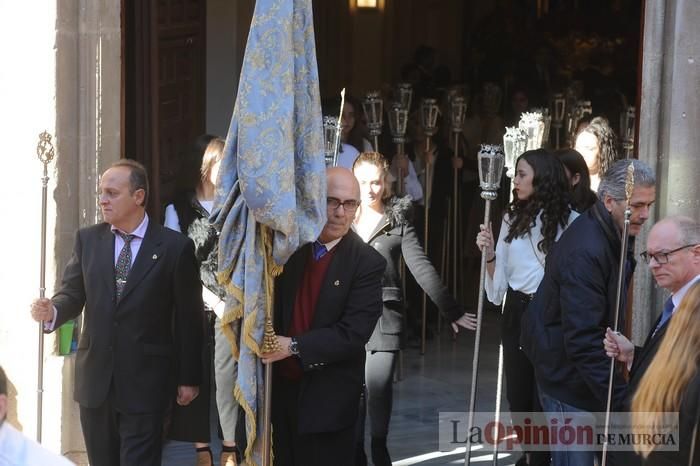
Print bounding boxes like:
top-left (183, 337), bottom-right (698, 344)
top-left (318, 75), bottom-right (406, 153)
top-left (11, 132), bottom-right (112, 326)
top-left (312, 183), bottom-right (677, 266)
top-left (211, 0), bottom-right (326, 463)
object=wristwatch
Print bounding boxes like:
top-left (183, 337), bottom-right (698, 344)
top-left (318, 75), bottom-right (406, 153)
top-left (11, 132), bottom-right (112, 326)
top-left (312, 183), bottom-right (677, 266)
top-left (289, 337), bottom-right (300, 356)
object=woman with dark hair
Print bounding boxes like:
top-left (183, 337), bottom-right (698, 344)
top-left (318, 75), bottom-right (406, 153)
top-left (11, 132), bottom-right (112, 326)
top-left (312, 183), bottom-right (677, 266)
top-left (352, 152), bottom-right (476, 466)
top-left (164, 137), bottom-right (240, 466)
top-left (556, 148), bottom-right (597, 212)
top-left (323, 94), bottom-right (373, 169)
top-left (574, 116), bottom-right (619, 191)
top-left (476, 149), bottom-right (577, 466)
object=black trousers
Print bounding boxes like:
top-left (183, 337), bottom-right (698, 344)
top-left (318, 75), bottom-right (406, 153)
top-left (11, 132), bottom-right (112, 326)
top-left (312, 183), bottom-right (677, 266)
top-left (79, 385), bottom-right (164, 466)
top-left (272, 378), bottom-right (355, 466)
top-left (503, 288), bottom-right (550, 464)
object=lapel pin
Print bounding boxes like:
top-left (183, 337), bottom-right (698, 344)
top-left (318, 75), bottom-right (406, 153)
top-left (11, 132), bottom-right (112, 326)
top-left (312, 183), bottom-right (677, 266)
top-left (152, 254), bottom-right (158, 260)
top-left (334, 280), bottom-right (340, 286)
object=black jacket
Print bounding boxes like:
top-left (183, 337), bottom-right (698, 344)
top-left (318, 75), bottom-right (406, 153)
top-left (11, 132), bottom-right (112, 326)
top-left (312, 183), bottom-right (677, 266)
top-left (521, 200), bottom-right (634, 412)
top-left (363, 197), bottom-right (463, 351)
top-left (51, 221), bottom-right (204, 413)
top-left (273, 231), bottom-right (386, 434)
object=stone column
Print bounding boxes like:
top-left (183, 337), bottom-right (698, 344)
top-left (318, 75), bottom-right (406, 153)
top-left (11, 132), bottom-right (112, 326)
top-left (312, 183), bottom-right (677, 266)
top-left (633, 0), bottom-right (700, 342)
top-left (0, 0), bottom-right (121, 460)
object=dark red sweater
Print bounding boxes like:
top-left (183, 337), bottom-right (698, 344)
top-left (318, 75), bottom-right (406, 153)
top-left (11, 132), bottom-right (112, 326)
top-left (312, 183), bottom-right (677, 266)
top-left (278, 246), bottom-right (336, 381)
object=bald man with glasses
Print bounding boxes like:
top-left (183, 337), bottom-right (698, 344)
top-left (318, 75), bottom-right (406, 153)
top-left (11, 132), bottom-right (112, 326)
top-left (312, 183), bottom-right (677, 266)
top-left (605, 216), bottom-right (700, 373)
top-left (261, 167), bottom-right (386, 466)
top-left (604, 216), bottom-right (700, 465)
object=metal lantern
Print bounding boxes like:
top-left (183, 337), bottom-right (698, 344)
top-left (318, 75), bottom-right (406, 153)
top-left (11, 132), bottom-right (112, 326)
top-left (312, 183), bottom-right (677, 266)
top-left (532, 107), bottom-right (552, 148)
top-left (395, 82), bottom-right (413, 112)
top-left (323, 115), bottom-right (341, 166)
top-left (577, 100), bottom-right (593, 119)
top-left (519, 111), bottom-right (545, 150)
top-left (477, 144), bottom-right (505, 200)
top-left (420, 98), bottom-right (440, 137)
top-left (363, 91), bottom-right (384, 152)
top-left (553, 93), bottom-right (566, 126)
top-left (449, 96), bottom-right (467, 133)
top-left (620, 106), bottom-right (636, 158)
top-left (552, 93), bottom-right (566, 148)
top-left (503, 127), bottom-right (527, 178)
top-left (363, 91), bottom-right (384, 137)
top-left (387, 101), bottom-right (409, 144)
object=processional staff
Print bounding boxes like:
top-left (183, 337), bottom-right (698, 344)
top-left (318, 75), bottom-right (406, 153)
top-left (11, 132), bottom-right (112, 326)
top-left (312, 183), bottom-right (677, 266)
top-left (388, 101), bottom-right (409, 196)
top-left (418, 98), bottom-right (439, 355)
top-left (489, 125), bottom-right (528, 465)
top-left (465, 144), bottom-right (505, 465)
top-left (322, 88), bottom-right (346, 167)
top-left (35, 130), bottom-right (55, 442)
top-left (323, 115), bottom-right (341, 167)
top-left (449, 96), bottom-right (467, 302)
top-left (601, 163), bottom-right (635, 466)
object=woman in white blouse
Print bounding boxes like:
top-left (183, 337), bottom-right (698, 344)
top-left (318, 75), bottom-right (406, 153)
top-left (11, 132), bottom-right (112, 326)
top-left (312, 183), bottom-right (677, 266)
top-left (475, 148), bottom-right (577, 466)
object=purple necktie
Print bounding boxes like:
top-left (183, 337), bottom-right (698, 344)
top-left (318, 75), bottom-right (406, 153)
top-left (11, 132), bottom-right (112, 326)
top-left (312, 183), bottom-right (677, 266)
top-left (312, 241), bottom-right (328, 261)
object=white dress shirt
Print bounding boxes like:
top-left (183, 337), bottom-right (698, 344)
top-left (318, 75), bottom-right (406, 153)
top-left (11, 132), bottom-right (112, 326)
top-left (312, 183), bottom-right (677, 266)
top-left (111, 213), bottom-right (149, 267)
top-left (485, 210), bottom-right (579, 305)
top-left (669, 274), bottom-right (700, 314)
top-left (0, 421), bottom-right (75, 465)
top-left (163, 200), bottom-right (214, 233)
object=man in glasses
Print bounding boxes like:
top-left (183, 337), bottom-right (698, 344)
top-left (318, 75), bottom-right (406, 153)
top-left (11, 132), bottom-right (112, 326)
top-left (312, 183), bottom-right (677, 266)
top-left (521, 159), bottom-right (656, 466)
top-left (605, 215), bottom-right (700, 390)
top-left (261, 167), bottom-right (386, 466)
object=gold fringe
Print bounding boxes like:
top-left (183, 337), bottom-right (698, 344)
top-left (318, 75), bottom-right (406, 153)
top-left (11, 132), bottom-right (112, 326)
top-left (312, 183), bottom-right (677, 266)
top-left (215, 223), bottom-right (287, 465)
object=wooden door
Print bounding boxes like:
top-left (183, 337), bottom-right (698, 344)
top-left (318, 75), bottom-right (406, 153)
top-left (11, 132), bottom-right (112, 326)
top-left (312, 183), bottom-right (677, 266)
top-left (123, 0), bottom-right (206, 222)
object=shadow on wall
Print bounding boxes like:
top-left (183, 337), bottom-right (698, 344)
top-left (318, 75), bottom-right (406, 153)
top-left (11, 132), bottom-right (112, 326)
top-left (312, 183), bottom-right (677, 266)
top-left (5, 372), bottom-right (23, 431)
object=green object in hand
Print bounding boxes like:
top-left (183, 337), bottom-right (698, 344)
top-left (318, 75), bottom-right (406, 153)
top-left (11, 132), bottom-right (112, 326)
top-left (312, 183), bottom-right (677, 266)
top-left (58, 320), bottom-right (75, 355)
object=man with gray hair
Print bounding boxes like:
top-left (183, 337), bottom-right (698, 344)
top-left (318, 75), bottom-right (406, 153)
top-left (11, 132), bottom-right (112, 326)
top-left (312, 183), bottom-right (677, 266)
top-left (521, 159), bottom-right (656, 466)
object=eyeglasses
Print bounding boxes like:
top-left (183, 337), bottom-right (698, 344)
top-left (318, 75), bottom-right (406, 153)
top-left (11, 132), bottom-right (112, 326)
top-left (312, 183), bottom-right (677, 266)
top-left (640, 244), bottom-right (697, 264)
top-left (327, 197), bottom-right (359, 212)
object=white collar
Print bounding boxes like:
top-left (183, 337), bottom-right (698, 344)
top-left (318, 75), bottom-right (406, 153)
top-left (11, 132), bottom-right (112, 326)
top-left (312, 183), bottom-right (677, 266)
top-left (671, 274), bottom-right (700, 308)
top-left (111, 212), bottom-right (149, 238)
top-left (319, 237), bottom-right (342, 252)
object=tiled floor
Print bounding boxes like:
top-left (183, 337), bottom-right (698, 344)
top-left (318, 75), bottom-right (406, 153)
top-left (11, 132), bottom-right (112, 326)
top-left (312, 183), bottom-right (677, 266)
top-left (161, 307), bottom-right (523, 465)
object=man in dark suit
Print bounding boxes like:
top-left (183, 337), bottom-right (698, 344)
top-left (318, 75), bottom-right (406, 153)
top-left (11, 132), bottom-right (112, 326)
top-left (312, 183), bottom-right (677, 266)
top-left (30, 159), bottom-right (204, 466)
top-left (603, 216), bottom-right (700, 465)
top-left (261, 167), bottom-right (386, 466)
top-left (605, 216), bottom-right (700, 388)
top-left (521, 159), bottom-right (656, 466)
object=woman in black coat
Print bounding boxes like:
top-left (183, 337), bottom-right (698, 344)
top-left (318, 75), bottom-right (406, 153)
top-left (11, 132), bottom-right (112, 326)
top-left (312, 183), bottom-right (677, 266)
top-left (351, 152), bottom-right (476, 466)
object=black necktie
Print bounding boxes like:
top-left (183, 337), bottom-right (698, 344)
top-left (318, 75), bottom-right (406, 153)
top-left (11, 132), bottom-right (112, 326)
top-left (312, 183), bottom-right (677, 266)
top-left (115, 232), bottom-right (135, 300)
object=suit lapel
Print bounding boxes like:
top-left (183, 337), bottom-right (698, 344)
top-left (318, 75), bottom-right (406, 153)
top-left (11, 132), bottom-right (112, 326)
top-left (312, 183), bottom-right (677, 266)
top-left (312, 234), bottom-right (353, 328)
top-left (99, 224), bottom-right (117, 299)
top-left (367, 214), bottom-right (391, 243)
top-left (118, 221), bottom-right (164, 303)
top-left (632, 314), bottom-right (667, 376)
top-left (280, 245), bottom-right (309, 332)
